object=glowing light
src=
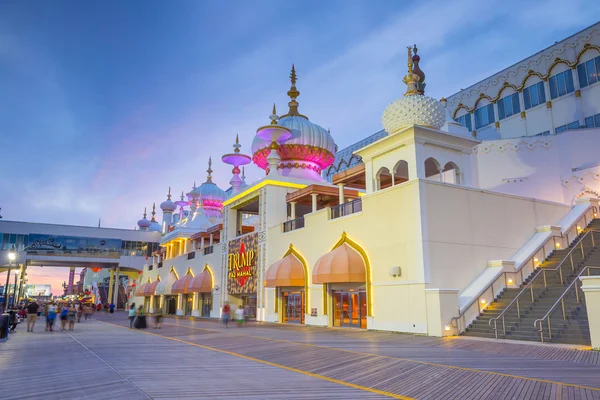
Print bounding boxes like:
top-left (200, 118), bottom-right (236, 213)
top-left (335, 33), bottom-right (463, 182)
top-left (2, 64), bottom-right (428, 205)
top-left (555, 242), bottom-right (561, 248)
top-left (507, 278), bottom-right (514, 285)
top-left (444, 325), bottom-right (451, 332)
top-left (577, 226), bottom-right (582, 230)
top-left (480, 298), bottom-right (486, 305)
top-left (223, 179), bottom-right (306, 206)
top-left (534, 257), bottom-right (539, 263)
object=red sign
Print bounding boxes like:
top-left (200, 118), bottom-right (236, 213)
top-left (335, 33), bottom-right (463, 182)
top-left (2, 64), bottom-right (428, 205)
top-left (228, 233), bottom-right (258, 294)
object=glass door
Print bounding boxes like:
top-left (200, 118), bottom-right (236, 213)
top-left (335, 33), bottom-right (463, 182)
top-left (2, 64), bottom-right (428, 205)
top-left (184, 295), bottom-right (193, 316)
top-left (242, 295), bottom-right (257, 320)
top-left (201, 294), bottom-right (212, 317)
top-left (332, 290), bottom-right (366, 328)
top-left (282, 291), bottom-right (304, 324)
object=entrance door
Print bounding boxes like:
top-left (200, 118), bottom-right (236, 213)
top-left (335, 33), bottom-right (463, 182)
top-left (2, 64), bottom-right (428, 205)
top-left (333, 290), bottom-right (366, 328)
top-left (166, 296), bottom-right (177, 315)
top-left (242, 295), bottom-right (256, 319)
top-left (201, 294), bottom-right (212, 317)
top-left (282, 291), bottom-right (304, 324)
top-left (184, 294), bottom-right (193, 316)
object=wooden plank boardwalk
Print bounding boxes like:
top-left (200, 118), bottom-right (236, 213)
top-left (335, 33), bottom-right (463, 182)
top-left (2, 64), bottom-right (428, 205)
top-left (2, 313), bottom-right (600, 399)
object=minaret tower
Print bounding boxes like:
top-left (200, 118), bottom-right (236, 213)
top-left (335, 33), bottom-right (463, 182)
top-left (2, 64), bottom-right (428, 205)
top-left (159, 187), bottom-right (177, 233)
top-left (137, 208), bottom-right (151, 231)
top-left (222, 134), bottom-right (251, 194)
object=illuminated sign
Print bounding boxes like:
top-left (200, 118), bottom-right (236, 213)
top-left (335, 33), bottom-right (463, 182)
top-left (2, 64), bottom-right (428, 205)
top-left (228, 233), bottom-right (258, 294)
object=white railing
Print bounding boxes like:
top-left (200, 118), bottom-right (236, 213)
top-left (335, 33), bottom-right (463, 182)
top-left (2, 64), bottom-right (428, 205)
top-left (450, 204), bottom-right (596, 334)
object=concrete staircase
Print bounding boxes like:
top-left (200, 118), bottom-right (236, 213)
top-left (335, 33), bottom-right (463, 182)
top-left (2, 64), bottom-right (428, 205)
top-left (462, 220), bottom-right (600, 345)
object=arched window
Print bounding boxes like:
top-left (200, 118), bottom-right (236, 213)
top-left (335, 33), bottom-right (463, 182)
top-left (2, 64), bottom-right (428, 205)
top-left (442, 162), bottom-right (460, 184)
top-left (376, 167), bottom-right (393, 190)
top-left (393, 160), bottom-right (409, 184)
top-left (424, 158), bottom-right (441, 181)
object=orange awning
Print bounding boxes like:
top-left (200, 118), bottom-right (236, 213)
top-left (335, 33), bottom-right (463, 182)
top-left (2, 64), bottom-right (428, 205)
top-left (312, 243), bottom-right (366, 284)
top-left (135, 283), bottom-right (148, 296)
top-left (172, 274), bottom-right (193, 294)
top-left (264, 254), bottom-right (305, 287)
top-left (144, 280), bottom-right (160, 296)
top-left (189, 270), bottom-right (212, 293)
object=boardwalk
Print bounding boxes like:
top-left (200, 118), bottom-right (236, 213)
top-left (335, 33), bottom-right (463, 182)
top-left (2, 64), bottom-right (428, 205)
top-left (1, 314), bottom-right (599, 399)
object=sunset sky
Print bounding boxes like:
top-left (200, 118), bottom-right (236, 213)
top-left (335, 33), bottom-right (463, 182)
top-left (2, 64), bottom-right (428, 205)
top-left (1, 0), bottom-right (599, 293)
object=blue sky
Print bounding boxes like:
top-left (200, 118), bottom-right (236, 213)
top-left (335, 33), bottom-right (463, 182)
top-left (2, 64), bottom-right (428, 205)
top-left (1, 0), bottom-right (599, 229)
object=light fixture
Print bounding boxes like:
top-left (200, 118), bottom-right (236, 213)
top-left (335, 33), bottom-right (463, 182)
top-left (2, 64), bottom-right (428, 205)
top-left (8, 245), bottom-right (16, 261)
top-left (444, 325), bottom-right (451, 332)
top-left (555, 242), bottom-right (561, 248)
top-left (534, 257), bottom-right (539, 263)
top-left (507, 278), bottom-right (514, 285)
top-left (577, 226), bottom-right (582, 230)
top-left (480, 298), bottom-right (486, 305)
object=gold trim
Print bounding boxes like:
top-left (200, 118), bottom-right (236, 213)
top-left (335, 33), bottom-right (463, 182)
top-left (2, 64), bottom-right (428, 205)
top-left (471, 130), bottom-right (477, 138)
top-left (451, 45), bottom-right (600, 119)
top-left (494, 121), bottom-right (500, 129)
top-left (546, 101), bottom-right (552, 109)
top-left (170, 265), bottom-right (179, 280)
top-left (282, 244), bottom-right (310, 316)
top-left (575, 89), bottom-right (581, 98)
top-left (520, 111), bottom-right (526, 119)
top-left (331, 232), bottom-right (373, 317)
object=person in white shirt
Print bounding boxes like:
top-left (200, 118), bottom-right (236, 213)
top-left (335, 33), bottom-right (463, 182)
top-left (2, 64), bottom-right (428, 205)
top-left (235, 306), bottom-right (244, 328)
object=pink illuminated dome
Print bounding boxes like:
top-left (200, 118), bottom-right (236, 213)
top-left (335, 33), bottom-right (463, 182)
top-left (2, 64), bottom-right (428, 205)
top-left (251, 65), bottom-right (336, 181)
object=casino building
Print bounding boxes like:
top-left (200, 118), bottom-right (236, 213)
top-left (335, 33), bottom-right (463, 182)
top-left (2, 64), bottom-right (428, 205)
top-left (134, 22), bottom-right (600, 343)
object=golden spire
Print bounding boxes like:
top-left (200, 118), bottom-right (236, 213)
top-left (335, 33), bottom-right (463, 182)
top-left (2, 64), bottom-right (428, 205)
top-left (403, 46), bottom-right (420, 96)
top-left (281, 64), bottom-right (308, 119)
top-left (151, 203), bottom-right (157, 222)
top-left (143, 207), bottom-right (147, 219)
top-left (270, 103), bottom-right (278, 125)
top-left (206, 157), bottom-right (213, 183)
top-left (167, 187), bottom-right (172, 200)
top-left (234, 134), bottom-right (240, 153)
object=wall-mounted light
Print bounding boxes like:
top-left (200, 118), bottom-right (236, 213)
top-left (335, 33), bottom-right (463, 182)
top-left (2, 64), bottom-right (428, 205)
top-left (577, 226), bottom-right (582, 231)
top-left (480, 298), bottom-right (486, 305)
top-left (555, 242), bottom-right (561, 248)
top-left (534, 257), bottom-right (539, 263)
top-left (444, 325), bottom-right (451, 332)
top-left (507, 278), bottom-right (514, 285)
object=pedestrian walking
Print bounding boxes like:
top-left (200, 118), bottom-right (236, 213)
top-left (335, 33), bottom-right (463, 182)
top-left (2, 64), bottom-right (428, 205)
top-left (109, 302), bottom-right (115, 314)
top-left (134, 305), bottom-right (146, 329)
top-left (67, 304), bottom-right (76, 331)
top-left (222, 301), bottom-right (231, 328)
top-left (76, 303), bottom-right (83, 323)
top-left (84, 305), bottom-right (91, 321)
top-left (235, 305), bottom-right (244, 328)
top-left (128, 303), bottom-right (136, 329)
top-left (47, 302), bottom-right (57, 332)
top-left (60, 304), bottom-right (69, 331)
top-left (154, 308), bottom-right (163, 329)
top-left (26, 300), bottom-right (39, 332)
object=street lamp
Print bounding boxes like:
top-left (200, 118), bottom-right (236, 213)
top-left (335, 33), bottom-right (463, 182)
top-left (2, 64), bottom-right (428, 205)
top-left (10, 272), bottom-right (17, 307)
top-left (3, 245), bottom-right (16, 311)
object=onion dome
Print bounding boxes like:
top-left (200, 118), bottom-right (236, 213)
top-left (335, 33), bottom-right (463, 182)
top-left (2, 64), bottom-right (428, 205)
top-left (222, 134), bottom-right (251, 195)
top-left (199, 157), bottom-right (226, 219)
top-left (382, 45), bottom-right (445, 135)
top-left (148, 203), bottom-right (162, 232)
top-left (251, 65), bottom-right (336, 181)
top-left (160, 187), bottom-right (177, 212)
top-left (137, 208), bottom-right (151, 231)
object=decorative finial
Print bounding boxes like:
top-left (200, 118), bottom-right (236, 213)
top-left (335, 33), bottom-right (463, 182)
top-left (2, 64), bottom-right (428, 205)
top-left (281, 64), bottom-right (307, 119)
top-left (143, 207), bottom-right (147, 218)
top-left (167, 187), bottom-right (172, 200)
top-left (403, 45), bottom-right (420, 96)
top-left (412, 44), bottom-right (426, 95)
top-left (206, 157), bottom-right (213, 183)
top-left (233, 134), bottom-right (241, 153)
top-left (151, 203), bottom-right (157, 222)
top-left (180, 191), bottom-right (184, 201)
top-left (270, 103), bottom-right (279, 125)
top-left (192, 181), bottom-right (197, 190)
top-left (241, 166), bottom-right (246, 179)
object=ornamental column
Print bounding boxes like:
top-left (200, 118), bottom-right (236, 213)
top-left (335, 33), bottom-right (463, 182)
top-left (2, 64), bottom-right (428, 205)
top-left (290, 202), bottom-right (296, 220)
top-left (113, 266), bottom-right (120, 307)
top-left (311, 193), bottom-right (318, 212)
top-left (338, 183), bottom-right (345, 205)
top-left (107, 269), bottom-right (114, 306)
top-left (580, 276), bottom-right (600, 348)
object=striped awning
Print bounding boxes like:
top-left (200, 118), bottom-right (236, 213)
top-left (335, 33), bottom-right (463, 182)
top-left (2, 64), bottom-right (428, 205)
top-left (135, 283), bottom-right (148, 296)
top-left (144, 280), bottom-right (160, 296)
top-left (312, 243), bottom-right (366, 284)
top-left (172, 274), bottom-right (193, 294)
top-left (189, 270), bottom-right (212, 293)
top-left (264, 254), bottom-right (305, 287)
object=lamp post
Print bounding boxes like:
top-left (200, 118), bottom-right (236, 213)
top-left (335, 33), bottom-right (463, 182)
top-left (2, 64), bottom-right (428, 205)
top-left (10, 272), bottom-right (18, 307)
top-left (3, 245), bottom-right (16, 311)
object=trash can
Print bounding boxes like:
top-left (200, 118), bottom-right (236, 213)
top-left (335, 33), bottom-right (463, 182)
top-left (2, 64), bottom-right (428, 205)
top-left (0, 314), bottom-right (9, 342)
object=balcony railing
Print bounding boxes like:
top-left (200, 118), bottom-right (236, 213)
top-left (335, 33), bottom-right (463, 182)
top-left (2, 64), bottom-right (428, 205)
top-left (283, 216), bottom-right (305, 233)
top-left (330, 198), bottom-right (362, 220)
top-left (203, 246), bottom-right (214, 255)
top-left (187, 252), bottom-right (196, 260)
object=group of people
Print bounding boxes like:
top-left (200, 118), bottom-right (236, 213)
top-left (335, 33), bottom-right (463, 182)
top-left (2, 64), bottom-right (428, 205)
top-left (127, 303), bottom-right (163, 330)
top-left (221, 302), bottom-right (249, 328)
top-left (5, 300), bottom-right (101, 333)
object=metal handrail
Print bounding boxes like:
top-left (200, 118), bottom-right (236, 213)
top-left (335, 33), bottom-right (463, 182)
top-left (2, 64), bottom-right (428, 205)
top-left (488, 229), bottom-right (599, 338)
top-left (533, 266), bottom-right (600, 342)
